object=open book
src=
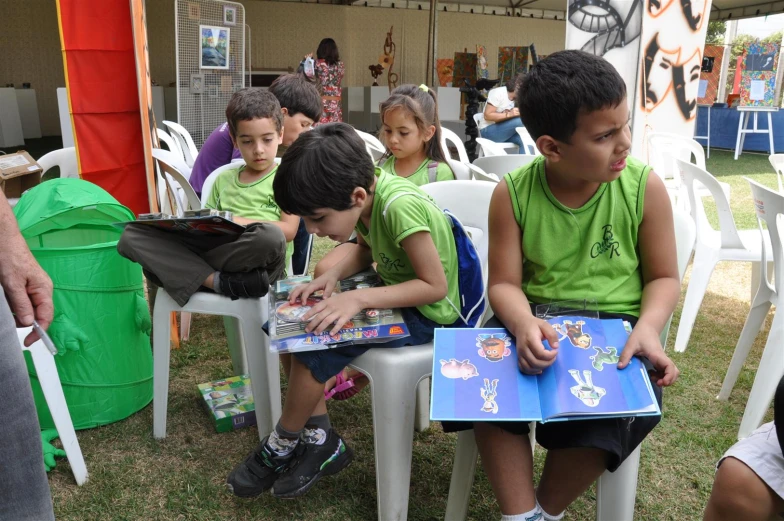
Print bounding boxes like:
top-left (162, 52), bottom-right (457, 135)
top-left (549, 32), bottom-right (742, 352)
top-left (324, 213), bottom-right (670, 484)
top-left (430, 317), bottom-right (660, 422)
top-left (268, 270), bottom-right (410, 354)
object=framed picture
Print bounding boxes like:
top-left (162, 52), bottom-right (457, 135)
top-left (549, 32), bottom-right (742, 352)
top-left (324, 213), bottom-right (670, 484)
top-left (223, 5), bottom-right (237, 25)
top-left (200, 25), bottom-right (230, 70)
top-left (189, 73), bottom-right (204, 94)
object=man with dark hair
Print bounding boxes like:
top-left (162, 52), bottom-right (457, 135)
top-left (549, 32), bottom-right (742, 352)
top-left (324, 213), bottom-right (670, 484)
top-left (480, 74), bottom-right (524, 150)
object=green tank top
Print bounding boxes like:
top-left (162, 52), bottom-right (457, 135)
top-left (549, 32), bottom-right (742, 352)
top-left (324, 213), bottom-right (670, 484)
top-left (505, 155), bottom-right (651, 317)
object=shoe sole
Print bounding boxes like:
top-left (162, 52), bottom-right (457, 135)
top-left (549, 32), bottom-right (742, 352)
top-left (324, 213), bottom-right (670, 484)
top-left (273, 445), bottom-right (354, 499)
top-left (225, 476), bottom-right (274, 498)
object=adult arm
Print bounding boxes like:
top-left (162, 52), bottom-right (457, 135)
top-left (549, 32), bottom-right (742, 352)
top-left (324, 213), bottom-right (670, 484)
top-left (483, 104), bottom-right (520, 123)
top-left (0, 193), bottom-right (53, 346)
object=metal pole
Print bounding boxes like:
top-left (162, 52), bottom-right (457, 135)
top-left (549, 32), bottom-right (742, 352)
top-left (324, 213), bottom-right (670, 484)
top-left (426, 0), bottom-right (437, 85)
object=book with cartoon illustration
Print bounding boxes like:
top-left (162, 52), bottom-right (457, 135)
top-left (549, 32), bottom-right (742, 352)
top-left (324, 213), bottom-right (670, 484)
top-left (268, 270), bottom-right (411, 354)
top-left (197, 374), bottom-right (257, 432)
top-left (430, 317), bottom-right (660, 422)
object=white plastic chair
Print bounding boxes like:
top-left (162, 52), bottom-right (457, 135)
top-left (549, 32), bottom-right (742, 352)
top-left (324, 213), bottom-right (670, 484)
top-left (515, 127), bottom-right (540, 156)
top-left (155, 128), bottom-right (185, 161)
top-left (38, 148), bottom-right (79, 179)
top-left (647, 132), bottom-right (730, 210)
top-left (354, 128), bottom-right (386, 161)
top-left (674, 159), bottom-right (772, 352)
top-left (347, 180), bottom-right (494, 521)
top-left (473, 154), bottom-right (538, 178)
top-left (475, 137), bottom-right (517, 157)
top-left (440, 127), bottom-right (470, 164)
top-left (445, 208), bottom-right (696, 521)
top-left (473, 113), bottom-right (518, 155)
top-left (467, 163), bottom-right (499, 183)
top-left (152, 149), bottom-right (199, 216)
top-left (163, 120), bottom-right (199, 168)
top-left (444, 159), bottom-right (472, 181)
top-left (726, 178), bottom-right (784, 439)
top-left (17, 327), bottom-right (88, 486)
top-left (767, 154), bottom-right (784, 193)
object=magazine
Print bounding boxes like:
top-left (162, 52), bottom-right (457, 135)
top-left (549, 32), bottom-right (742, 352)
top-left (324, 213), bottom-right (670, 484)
top-left (268, 270), bottom-right (410, 354)
top-left (430, 317), bottom-right (660, 422)
top-left (114, 213), bottom-right (244, 237)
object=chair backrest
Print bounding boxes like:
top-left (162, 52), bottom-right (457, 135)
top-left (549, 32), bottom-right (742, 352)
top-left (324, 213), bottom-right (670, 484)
top-left (156, 128), bottom-right (184, 160)
top-left (515, 127), bottom-right (540, 156)
top-left (354, 128), bottom-right (386, 161)
top-left (475, 138), bottom-right (509, 157)
top-left (440, 127), bottom-right (470, 164)
top-left (745, 177), bottom-right (784, 294)
top-left (445, 159), bottom-right (472, 181)
top-left (676, 159), bottom-right (745, 250)
top-left (473, 154), bottom-right (537, 178)
top-left (767, 154), bottom-right (784, 193)
top-left (473, 112), bottom-right (484, 137)
top-left (200, 162), bottom-right (241, 207)
top-left (37, 148), bottom-right (79, 179)
top-left (152, 148), bottom-right (201, 214)
top-left (466, 163), bottom-right (499, 183)
top-left (163, 120), bottom-right (199, 168)
top-left (647, 132), bottom-right (705, 181)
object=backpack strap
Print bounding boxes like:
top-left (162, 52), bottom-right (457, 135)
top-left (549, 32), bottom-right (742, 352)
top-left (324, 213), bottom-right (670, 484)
top-left (427, 161), bottom-right (439, 184)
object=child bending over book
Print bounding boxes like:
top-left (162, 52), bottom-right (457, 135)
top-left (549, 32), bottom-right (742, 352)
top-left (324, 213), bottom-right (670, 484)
top-left (445, 50), bottom-right (681, 521)
top-left (225, 122), bottom-right (470, 499)
top-left (117, 89), bottom-right (299, 306)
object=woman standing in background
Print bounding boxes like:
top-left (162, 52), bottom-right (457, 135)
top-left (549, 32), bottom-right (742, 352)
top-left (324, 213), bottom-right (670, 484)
top-left (312, 38), bottom-right (345, 124)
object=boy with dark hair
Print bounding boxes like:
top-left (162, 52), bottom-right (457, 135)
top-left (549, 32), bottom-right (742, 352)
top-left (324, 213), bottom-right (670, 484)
top-left (117, 88), bottom-right (298, 306)
top-left (189, 74), bottom-right (321, 196)
top-left (226, 122), bottom-right (468, 499)
top-left (455, 50), bottom-right (680, 521)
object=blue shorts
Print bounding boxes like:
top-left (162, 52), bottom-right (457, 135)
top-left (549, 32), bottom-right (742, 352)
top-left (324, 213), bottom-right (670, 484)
top-left (293, 306), bottom-right (455, 383)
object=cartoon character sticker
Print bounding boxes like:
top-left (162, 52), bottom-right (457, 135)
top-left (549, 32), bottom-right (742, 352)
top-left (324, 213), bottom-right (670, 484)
top-left (477, 333), bottom-right (512, 362)
top-left (275, 298), bottom-right (321, 323)
top-left (440, 359), bottom-right (479, 380)
top-left (590, 346), bottom-right (620, 371)
top-left (568, 369), bottom-right (607, 407)
top-left (480, 378), bottom-right (499, 414)
top-left (555, 320), bottom-right (592, 349)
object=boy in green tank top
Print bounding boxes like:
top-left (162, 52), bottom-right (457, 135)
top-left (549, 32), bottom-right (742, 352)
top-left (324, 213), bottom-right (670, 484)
top-left (449, 51), bottom-right (682, 521)
top-left (225, 122), bottom-right (467, 500)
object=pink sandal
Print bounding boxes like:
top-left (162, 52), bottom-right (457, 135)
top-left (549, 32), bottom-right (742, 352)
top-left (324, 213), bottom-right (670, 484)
top-left (324, 372), bottom-right (361, 401)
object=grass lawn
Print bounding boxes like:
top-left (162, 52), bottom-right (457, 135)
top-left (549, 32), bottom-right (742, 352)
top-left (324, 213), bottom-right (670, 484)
top-left (49, 149), bottom-right (780, 520)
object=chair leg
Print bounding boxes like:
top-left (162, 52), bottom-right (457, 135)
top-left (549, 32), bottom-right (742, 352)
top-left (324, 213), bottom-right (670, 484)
top-left (414, 377), bottom-right (430, 433)
top-left (239, 306), bottom-right (281, 439)
top-left (153, 292), bottom-right (174, 439)
top-left (222, 316), bottom-right (248, 375)
top-left (717, 301), bottom-right (772, 400)
top-left (595, 445), bottom-right (641, 521)
top-left (674, 250), bottom-right (717, 352)
top-left (749, 261), bottom-right (774, 303)
top-left (445, 429), bottom-right (479, 521)
top-left (27, 343), bottom-right (88, 485)
top-left (738, 311), bottom-right (784, 439)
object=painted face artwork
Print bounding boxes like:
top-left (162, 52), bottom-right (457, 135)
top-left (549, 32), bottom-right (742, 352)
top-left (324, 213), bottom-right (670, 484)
top-left (567, 0), bottom-right (643, 57)
top-left (672, 50), bottom-right (701, 120)
top-left (641, 34), bottom-right (701, 120)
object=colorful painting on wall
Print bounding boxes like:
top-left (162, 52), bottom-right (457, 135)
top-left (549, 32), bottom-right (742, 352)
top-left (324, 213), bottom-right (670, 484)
top-left (497, 47), bottom-right (528, 84)
top-left (739, 42), bottom-right (780, 107)
top-left (698, 45), bottom-right (724, 105)
top-left (452, 52), bottom-right (477, 89)
top-left (200, 25), bottom-right (230, 70)
top-left (477, 45), bottom-right (489, 79)
top-left (436, 58), bottom-right (454, 87)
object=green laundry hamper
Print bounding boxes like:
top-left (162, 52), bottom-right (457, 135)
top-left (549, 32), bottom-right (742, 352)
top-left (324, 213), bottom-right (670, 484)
top-left (14, 178), bottom-right (153, 430)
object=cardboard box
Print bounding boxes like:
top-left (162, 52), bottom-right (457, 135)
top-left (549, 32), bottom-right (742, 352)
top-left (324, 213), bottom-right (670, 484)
top-left (197, 374), bottom-right (257, 433)
top-left (0, 151), bottom-right (42, 198)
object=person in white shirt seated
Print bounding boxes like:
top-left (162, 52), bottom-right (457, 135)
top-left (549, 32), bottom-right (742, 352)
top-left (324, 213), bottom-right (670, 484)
top-left (479, 76), bottom-right (524, 150)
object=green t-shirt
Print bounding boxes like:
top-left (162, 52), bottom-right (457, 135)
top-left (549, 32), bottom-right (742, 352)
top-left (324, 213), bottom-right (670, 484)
top-left (504, 155), bottom-right (651, 317)
top-left (378, 157), bottom-right (455, 186)
top-left (356, 168), bottom-right (460, 324)
top-left (205, 164), bottom-right (293, 266)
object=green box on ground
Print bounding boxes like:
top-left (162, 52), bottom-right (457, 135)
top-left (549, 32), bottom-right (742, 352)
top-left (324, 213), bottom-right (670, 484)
top-left (197, 375), bottom-right (256, 433)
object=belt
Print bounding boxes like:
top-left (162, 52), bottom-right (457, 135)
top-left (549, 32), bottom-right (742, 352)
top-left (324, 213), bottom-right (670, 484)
top-left (321, 95), bottom-right (341, 101)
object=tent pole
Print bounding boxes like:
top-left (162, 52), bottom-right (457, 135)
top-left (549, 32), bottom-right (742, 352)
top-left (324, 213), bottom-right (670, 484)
top-left (426, 0), bottom-right (438, 85)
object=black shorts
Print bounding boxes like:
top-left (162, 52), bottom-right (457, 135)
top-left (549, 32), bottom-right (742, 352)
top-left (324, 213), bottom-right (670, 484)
top-left (441, 310), bottom-right (663, 472)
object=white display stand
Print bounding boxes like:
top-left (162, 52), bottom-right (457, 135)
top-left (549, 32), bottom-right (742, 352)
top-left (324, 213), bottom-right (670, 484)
top-left (15, 89), bottom-right (41, 140)
top-left (0, 88), bottom-right (25, 148)
top-left (694, 104), bottom-right (711, 158)
top-left (152, 86), bottom-right (165, 127)
top-left (57, 88), bottom-right (74, 148)
top-left (342, 87), bottom-right (365, 127)
top-left (734, 106), bottom-right (777, 160)
top-left (163, 87), bottom-right (178, 123)
top-left (363, 86), bottom-right (391, 132)
top-left (436, 87), bottom-right (461, 122)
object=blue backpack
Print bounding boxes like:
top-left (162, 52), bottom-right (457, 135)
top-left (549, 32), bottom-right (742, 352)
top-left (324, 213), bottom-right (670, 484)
top-left (382, 192), bottom-right (486, 327)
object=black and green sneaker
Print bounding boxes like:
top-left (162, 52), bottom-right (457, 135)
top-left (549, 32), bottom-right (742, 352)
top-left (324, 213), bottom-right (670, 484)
top-left (271, 429), bottom-right (354, 498)
top-left (226, 436), bottom-right (302, 498)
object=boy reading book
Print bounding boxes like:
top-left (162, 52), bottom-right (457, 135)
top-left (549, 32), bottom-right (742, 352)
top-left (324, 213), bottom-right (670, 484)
top-left (448, 50), bottom-right (681, 521)
top-left (225, 122), bottom-right (471, 499)
top-left (117, 89), bottom-right (299, 306)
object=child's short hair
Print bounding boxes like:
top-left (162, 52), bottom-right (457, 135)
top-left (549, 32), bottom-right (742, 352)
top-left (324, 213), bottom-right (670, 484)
top-left (269, 74), bottom-right (322, 122)
top-left (379, 84), bottom-right (447, 163)
top-left (225, 88), bottom-right (283, 137)
top-left (517, 50), bottom-right (626, 143)
top-left (274, 122), bottom-right (375, 216)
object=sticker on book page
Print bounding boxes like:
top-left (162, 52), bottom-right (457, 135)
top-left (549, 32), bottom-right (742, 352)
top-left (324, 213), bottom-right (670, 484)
top-left (439, 358), bottom-right (479, 380)
top-left (555, 320), bottom-right (592, 349)
top-left (480, 378), bottom-right (499, 414)
top-left (568, 369), bottom-right (606, 407)
top-left (476, 333), bottom-right (512, 362)
top-left (589, 346), bottom-right (620, 371)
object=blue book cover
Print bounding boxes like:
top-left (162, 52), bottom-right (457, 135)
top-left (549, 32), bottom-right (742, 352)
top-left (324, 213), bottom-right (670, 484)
top-left (430, 317), bottom-right (660, 422)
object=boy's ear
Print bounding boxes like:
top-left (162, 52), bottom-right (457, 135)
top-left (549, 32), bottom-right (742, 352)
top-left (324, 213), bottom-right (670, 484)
top-left (278, 127), bottom-right (284, 145)
top-left (537, 135), bottom-right (561, 162)
top-left (281, 107), bottom-right (290, 118)
top-left (351, 186), bottom-right (368, 207)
